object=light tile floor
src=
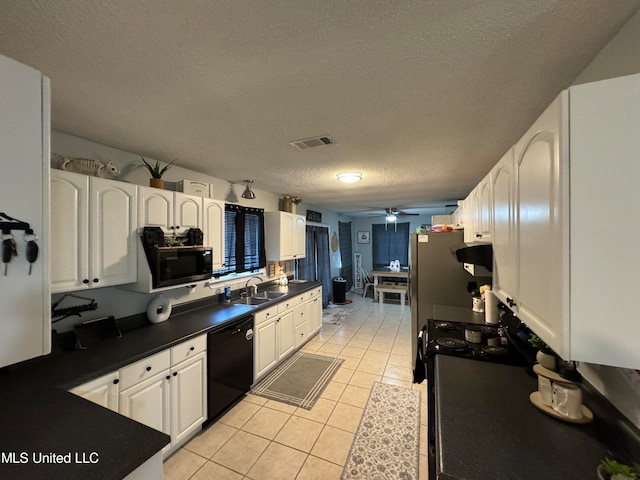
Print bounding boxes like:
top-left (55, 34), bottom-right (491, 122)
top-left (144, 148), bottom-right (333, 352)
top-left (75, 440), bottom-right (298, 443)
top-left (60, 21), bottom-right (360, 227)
top-left (164, 292), bottom-right (428, 480)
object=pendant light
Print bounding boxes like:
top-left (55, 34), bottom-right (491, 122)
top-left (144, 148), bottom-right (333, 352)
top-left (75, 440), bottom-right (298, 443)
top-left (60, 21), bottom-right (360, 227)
top-left (242, 180), bottom-right (256, 199)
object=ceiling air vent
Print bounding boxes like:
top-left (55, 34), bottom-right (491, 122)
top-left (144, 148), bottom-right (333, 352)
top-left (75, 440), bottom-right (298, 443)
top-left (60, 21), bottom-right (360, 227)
top-left (289, 135), bottom-right (335, 150)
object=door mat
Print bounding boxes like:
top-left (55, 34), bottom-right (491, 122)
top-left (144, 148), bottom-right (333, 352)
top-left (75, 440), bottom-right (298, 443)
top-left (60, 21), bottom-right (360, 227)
top-left (251, 352), bottom-right (344, 410)
top-left (323, 307), bottom-right (353, 325)
top-left (341, 382), bottom-right (421, 480)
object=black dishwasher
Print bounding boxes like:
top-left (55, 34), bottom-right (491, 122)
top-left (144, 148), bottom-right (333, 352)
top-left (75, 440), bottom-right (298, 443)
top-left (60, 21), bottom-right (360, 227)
top-left (206, 315), bottom-right (254, 422)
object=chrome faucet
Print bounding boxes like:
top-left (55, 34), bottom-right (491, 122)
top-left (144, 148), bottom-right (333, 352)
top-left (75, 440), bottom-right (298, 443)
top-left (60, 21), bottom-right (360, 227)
top-left (244, 275), bottom-right (263, 297)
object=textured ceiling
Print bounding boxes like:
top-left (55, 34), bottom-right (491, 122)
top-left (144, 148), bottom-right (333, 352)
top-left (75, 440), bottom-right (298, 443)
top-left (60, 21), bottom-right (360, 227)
top-left (1, 1), bottom-right (639, 216)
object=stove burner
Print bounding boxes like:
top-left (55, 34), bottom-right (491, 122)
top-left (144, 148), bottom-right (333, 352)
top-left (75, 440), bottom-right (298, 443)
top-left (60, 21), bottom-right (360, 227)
top-left (434, 322), bottom-right (458, 331)
top-left (435, 337), bottom-right (469, 351)
top-left (480, 345), bottom-right (510, 357)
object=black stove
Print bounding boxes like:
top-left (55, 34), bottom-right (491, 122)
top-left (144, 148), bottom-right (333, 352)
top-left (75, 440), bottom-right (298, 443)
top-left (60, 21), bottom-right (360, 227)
top-left (424, 316), bottom-right (526, 480)
top-left (426, 319), bottom-right (523, 366)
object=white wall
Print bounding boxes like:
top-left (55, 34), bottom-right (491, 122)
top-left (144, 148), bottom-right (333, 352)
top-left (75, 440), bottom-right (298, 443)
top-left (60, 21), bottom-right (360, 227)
top-left (569, 10), bottom-right (640, 428)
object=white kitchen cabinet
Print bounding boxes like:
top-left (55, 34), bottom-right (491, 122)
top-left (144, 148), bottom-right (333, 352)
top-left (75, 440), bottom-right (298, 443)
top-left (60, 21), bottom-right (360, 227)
top-left (254, 301), bottom-right (299, 381)
top-left (137, 186), bottom-right (202, 233)
top-left (69, 371), bottom-right (120, 412)
top-left (462, 187), bottom-right (479, 243)
top-left (119, 335), bottom-right (207, 456)
top-left (293, 301), bottom-right (310, 347)
top-left (490, 148), bottom-right (517, 308)
top-left (120, 370), bottom-right (171, 445)
top-left (51, 170), bottom-right (138, 292)
top-left (171, 351), bottom-right (206, 448)
top-left (264, 211), bottom-right (306, 261)
top-left (309, 287), bottom-right (323, 334)
top-left (512, 91), bottom-right (568, 358)
top-left (203, 198), bottom-right (225, 269)
top-left (478, 174), bottom-right (492, 241)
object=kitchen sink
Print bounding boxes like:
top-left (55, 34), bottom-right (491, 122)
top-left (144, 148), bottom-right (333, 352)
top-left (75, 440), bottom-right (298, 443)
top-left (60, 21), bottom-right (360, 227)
top-left (262, 291), bottom-right (287, 299)
top-left (232, 296), bottom-right (272, 306)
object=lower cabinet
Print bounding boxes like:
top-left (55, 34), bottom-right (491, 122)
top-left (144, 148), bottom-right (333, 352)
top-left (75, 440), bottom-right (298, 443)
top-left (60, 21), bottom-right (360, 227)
top-left (254, 287), bottom-right (323, 382)
top-left (68, 371), bottom-right (120, 413)
top-left (69, 334), bottom-right (207, 459)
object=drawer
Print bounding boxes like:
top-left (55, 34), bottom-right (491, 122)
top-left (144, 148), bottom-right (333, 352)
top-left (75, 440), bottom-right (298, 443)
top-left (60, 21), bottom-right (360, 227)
top-left (295, 293), bottom-right (307, 303)
top-left (255, 305), bottom-right (278, 326)
top-left (171, 334), bottom-right (207, 365)
top-left (313, 287), bottom-right (322, 297)
top-left (277, 298), bottom-right (295, 314)
top-left (120, 349), bottom-right (171, 390)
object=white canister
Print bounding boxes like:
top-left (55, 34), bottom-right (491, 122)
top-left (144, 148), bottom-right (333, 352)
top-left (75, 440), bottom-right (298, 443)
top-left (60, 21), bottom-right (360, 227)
top-left (484, 290), bottom-right (499, 324)
top-left (552, 382), bottom-right (583, 419)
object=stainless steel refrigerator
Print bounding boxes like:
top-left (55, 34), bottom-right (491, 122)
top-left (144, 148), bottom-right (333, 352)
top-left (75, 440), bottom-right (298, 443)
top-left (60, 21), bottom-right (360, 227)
top-left (409, 230), bottom-right (473, 360)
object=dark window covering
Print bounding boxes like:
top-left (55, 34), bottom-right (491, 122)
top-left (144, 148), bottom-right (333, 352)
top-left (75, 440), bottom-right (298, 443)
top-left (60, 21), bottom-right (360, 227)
top-left (214, 204), bottom-right (266, 276)
top-left (338, 222), bottom-right (353, 291)
top-left (372, 222), bottom-right (410, 270)
top-left (299, 225), bottom-right (332, 308)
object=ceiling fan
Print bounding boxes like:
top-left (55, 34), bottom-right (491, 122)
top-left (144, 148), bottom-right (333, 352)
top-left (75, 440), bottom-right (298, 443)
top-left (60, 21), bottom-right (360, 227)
top-left (368, 208), bottom-right (420, 219)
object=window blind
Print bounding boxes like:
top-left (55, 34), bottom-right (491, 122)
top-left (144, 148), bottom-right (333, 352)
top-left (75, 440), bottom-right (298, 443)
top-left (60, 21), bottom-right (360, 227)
top-left (214, 204), bottom-right (266, 276)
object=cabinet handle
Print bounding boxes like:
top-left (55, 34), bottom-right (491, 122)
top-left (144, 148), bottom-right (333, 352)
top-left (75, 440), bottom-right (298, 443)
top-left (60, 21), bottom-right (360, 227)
top-left (506, 297), bottom-right (517, 308)
top-left (113, 379), bottom-right (119, 385)
top-left (166, 375), bottom-right (171, 380)
top-left (146, 366), bottom-right (152, 372)
top-left (475, 233), bottom-right (482, 238)
top-left (173, 372), bottom-right (178, 377)
top-left (93, 278), bottom-right (99, 283)
top-left (190, 346), bottom-right (195, 351)
top-left (83, 279), bottom-right (89, 284)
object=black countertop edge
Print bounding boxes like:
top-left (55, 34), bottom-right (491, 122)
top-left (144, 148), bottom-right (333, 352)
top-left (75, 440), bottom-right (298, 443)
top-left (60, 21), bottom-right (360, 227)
top-left (0, 280), bottom-right (321, 480)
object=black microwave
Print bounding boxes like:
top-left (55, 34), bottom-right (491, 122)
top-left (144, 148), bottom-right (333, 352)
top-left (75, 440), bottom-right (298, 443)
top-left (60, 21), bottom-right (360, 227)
top-left (148, 245), bottom-right (213, 288)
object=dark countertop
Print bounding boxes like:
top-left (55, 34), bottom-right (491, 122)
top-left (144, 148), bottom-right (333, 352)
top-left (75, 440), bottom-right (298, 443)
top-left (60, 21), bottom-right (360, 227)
top-left (432, 304), bottom-right (486, 324)
top-left (434, 355), bottom-right (610, 480)
top-left (0, 280), bottom-right (321, 480)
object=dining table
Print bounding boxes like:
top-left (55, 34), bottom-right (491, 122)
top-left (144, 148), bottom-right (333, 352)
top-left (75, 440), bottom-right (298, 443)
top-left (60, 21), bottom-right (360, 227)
top-left (371, 268), bottom-right (408, 300)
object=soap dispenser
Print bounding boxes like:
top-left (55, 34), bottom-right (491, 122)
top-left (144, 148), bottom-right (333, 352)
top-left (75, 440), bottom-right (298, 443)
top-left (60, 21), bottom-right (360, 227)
top-left (279, 267), bottom-right (288, 286)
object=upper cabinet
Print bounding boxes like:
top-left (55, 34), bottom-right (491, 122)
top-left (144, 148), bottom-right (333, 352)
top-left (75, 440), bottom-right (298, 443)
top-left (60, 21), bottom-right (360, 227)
top-left (203, 198), bottom-right (225, 270)
top-left (264, 212), bottom-right (306, 261)
top-left (51, 170), bottom-right (138, 292)
top-left (138, 186), bottom-right (202, 232)
top-left (485, 73), bottom-right (640, 369)
top-left (463, 174), bottom-right (491, 243)
top-left (512, 92), bottom-right (568, 359)
top-left (490, 148), bottom-right (517, 309)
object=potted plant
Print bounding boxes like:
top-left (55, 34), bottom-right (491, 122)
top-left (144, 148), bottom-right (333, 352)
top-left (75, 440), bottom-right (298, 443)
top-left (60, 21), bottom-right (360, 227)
top-left (597, 458), bottom-right (639, 480)
top-left (140, 156), bottom-right (176, 189)
top-left (528, 333), bottom-right (557, 371)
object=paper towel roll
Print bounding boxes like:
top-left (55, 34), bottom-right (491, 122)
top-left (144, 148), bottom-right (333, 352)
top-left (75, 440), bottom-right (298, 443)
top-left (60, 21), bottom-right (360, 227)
top-left (147, 294), bottom-right (172, 324)
top-left (485, 290), bottom-right (499, 324)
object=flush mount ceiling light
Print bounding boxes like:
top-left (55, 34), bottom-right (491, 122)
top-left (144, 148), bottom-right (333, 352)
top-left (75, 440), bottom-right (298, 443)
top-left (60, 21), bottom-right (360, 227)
top-left (337, 172), bottom-right (362, 183)
top-left (241, 180), bottom-right (256, 199)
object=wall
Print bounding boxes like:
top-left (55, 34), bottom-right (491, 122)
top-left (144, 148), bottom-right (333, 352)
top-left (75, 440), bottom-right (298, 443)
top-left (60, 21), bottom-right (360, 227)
top-left (570, 9), bottom-right (640, 428)
top-left (50, 130), bottom-right (353, 331)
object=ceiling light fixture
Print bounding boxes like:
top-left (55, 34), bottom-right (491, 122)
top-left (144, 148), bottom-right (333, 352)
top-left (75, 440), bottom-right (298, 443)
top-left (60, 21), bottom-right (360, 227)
top-left (241, 180), bottom-right (256, 199)
top-left (386, 214), bottom-right (397, 222)
top-left (337, 172), bottom-right (362, 183)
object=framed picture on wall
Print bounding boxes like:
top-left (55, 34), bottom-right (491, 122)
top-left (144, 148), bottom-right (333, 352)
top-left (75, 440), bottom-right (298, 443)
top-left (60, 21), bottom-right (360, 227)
top-left (357, 231), bottom-right (370, 244)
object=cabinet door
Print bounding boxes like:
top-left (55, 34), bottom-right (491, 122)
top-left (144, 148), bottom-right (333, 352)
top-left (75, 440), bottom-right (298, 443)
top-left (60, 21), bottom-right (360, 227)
top-left (278, 310), bottom-right (295, 360)
top-left (203, 198), bottom-right (225, 270)
top-left (50, 170), bottom-right (89, 292)
top-left (90, 177), bottom-right (138, 288)
top-left (280, 213), bottom-right (295, 259)
top-left (255, 317), bottom-right (278, 380)
top-left (171, 352), bottom-right (206, 447)
top-left (138, 186), bottom-right (173, 229)
top-left (478, 175), bottom-right (492, 241)
top-left (295, 322), bottom-right (309, 348)
top-left (293, 215), bottom-right (306, 258)
top-left (69, 371), bottom-right (119, 412)
top-left (120, 372), bottom-right (171, 437)
top-left (463, 188), bottom-right (479, 243)
top-left (514, 91), bottom-right (568, 356)
top-left (311, 295), bottom-right (323, 333)
top-left (491, 149), bottom-right (517, 305)
top-left (174, 192), bottom-right (202, 231)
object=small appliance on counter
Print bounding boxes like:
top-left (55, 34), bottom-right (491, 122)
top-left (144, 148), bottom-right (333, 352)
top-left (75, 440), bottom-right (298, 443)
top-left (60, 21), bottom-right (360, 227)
top-left (140, 227), bottom-right (213, 289)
